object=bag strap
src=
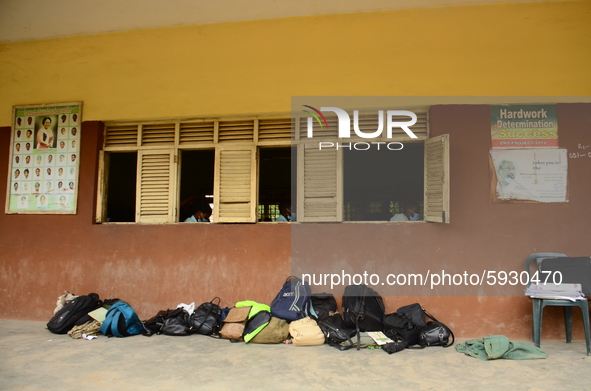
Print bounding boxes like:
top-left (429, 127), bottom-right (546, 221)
top-left (423, 309), bottom-right (438, 323)
top-left (442, 326), bottom-right (455, 347)
top-left (355, 317), bottom-right (361, 351)
top-left (111, 312), bottom-right (125, 338)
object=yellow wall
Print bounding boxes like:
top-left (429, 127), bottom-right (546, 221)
top-left (0, 1), bottom-right (590, 125)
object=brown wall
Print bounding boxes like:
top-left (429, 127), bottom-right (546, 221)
top-left (1, 103), bottom-right (590, 340)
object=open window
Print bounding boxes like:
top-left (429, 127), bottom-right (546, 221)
top-left (97, 151), bottom-right (137, 223)
top-left (258, 147), bottom-right (294, 222)
top-left (178, 149), bottom-right (215, 222)
top-left (343, 142), bottom-right (424, 221)
top-left (297, 130), bottom-right (450, 223)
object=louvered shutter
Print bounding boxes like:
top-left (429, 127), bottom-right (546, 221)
top-left (141, 123), bottom-right (176, 146)
top-left (136, 150), bottom-right (177, 223)
top-left (424, 134), bottom-right (450, 223)
top-left (104, 124), bottom-right (139, 148)
top-left (257, 118), bottom-right (292, 142)
top-left (179, 121), bottom-right (215, 145)
top-left (298, 143), bottom-right (342, 222)
top-left (214, 146), bottom-right (257, 223)
top-left (218, 120), bottom-right (255, 143)
top-left (95, 150), bottom-right (107, 223)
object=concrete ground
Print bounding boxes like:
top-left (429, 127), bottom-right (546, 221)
top-left (1, 320), bottom-right (591, 390)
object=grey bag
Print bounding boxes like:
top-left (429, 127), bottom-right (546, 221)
top-left (339, 332), bottom-right (378, 349)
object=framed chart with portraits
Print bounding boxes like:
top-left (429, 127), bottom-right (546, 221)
top-left (5, 102), bottom-right (82, 214)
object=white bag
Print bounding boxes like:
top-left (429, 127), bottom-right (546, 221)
top-left (53, 290), bottom-right (78, 314)
top-left (288, 317), bottom-right (325, 346)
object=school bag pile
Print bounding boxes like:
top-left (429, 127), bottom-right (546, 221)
top-left (46, 277), bottom-right (454, 353)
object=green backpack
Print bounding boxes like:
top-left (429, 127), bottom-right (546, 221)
top-left (235, 300), bottom-right (271, 343)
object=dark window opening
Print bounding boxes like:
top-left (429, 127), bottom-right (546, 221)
top-left (344, 142), bottom-right (424, 221)
top-left (258, 147), bottom-right (294, 222)
top-left (106, 152), bottom-right (137, 222)
top-left (179, 149), bottom-right (215, 222)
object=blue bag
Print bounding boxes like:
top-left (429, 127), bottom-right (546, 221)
top-left (270, 276), bottom-right (315, 321)
top-left (100, 302), bottom-right (144, 337)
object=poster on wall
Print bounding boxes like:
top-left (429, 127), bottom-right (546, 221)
top-left (491, 104), bottom-right (558, 149)
top-left (490, 149), bottom-right (567, 203)
top-left (5, 102), bottom-right (82, 214)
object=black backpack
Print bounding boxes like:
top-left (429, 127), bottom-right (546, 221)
top-left (383, 312), bottom-right (419, 346)
top-left (47, 293), bottom-right (101, 334)
top-left (190, 298), bottom-right (223, 335)
top-left (311, 292), bottom-right (337, 322)
top-left (161, 308), bottom-right (191, 336)
top-left (342, 285), bottom-right (385, 349)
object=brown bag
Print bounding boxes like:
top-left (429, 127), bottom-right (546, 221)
top-left (288, 317), bottom-right (325, 346)
top-left (250, 317), bottom-right (289, 344)
top-left (219, 306), bottom-right (251, 341)
top-left (223, 306), bottom-right (251, 323)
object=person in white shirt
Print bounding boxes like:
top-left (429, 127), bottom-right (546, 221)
top-left (390, 201), bottom-right (421, 222)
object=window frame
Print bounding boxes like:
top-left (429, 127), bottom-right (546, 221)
top-left (294, 109), bottom-right (450, 224)
top-left (97, 110), bottom-right (449, 224)
top-left (98, 116), bottom-right (292, 224)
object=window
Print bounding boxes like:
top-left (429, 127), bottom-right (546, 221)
top-left (96, 111), bottom-right (449, 224)
top-left (179, 149), bottom-right (215, 222)
top-left (294, 111), bottom-right (450, 223)
top-left (96, 117), bottom-right (292, 224)
top-left (258, 147), bottom-right (295, 222)
top-left (343, 142), bottom-right (424, 221)
top-left (103, 152), bottom-right (137, 222)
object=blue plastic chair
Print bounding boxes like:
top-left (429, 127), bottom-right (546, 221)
top-left (525, 252), bottom-right (591, 355)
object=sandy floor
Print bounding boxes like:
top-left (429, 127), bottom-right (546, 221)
top-left (1, 320), bottom-right (591, 390)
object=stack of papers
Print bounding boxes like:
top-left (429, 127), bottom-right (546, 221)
top-left (525, 283), bottom-right (586, 301)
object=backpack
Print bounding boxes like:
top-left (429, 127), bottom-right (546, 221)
top-left (342, 285), bottom-right (385, 350)
top-left (397, 303), bottom-right (427, 330)
top-left (243, 310), bottom-right (272, 343)
top-left (270, 276), bottom-right (313, 321)
top-left (100, 302), bottom-right (144, 337)
top-left (342, 284), bottom-right (385, 332)
top-left (47, 293), bottom-right (101, 334)
top-left (189, 297), bottom-right (223, 335)
top-left (288, 317), bottom-right (325, 346)
top-left (311, 292), bottom-right (337, 322)
top-left (382, 312), bottom-right (419, 346)
top-left (160, 308), bottom-right (191, 336)
top-left (250, 317), bottom-right (290, 344)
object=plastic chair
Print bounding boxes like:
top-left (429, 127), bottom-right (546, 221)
top-left (525, 252), bottom-right (591, 355)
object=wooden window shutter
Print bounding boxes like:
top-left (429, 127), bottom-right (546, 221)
top-left (214, 146), bottom-right (257, 223)
top-left (297, 143), bottom-right (342, 222)
top-left (104, 124), bottom-right (138, 148)
top-left (257, 118), bottom-right (292, 142)
top-left (136, 150), bottom-right (177, 223)
top-left (424, 134), bottom-right (450, 223)
top-left (95, 150), bottom-right (108, 223)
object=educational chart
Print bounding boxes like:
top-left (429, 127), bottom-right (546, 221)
top-left (490, 149), bottom-right (567, 202)
top-left (491, 104), bottom-right (558, 149)
top-left (6, 102), bottom-right (82, 214)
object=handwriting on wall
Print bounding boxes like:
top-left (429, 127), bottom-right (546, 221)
top-left (569, 144), bottom-right (591, 159)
